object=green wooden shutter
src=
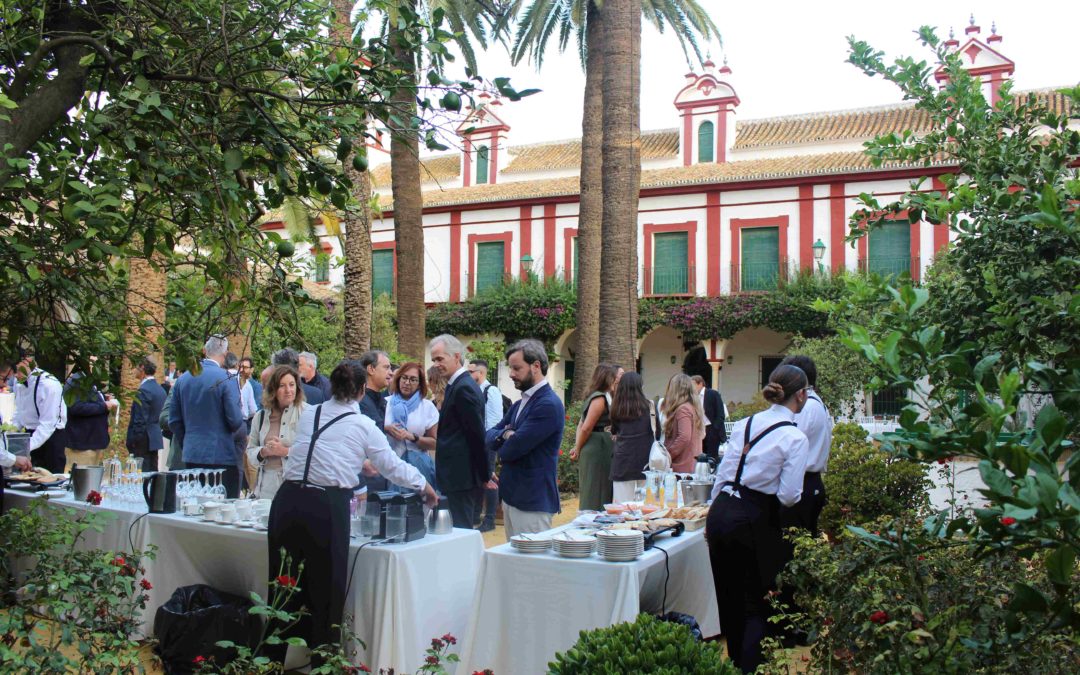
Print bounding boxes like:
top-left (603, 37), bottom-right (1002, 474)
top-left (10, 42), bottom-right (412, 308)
top-left (572, 236), bottom-right (579, 286)
top-left (698, 121), bottom-right (715, 163)
top-left (372, 249), bottom-right (394, 299)
top-left (740, 227), bottom-right (780, 291)
top-left (868, 221), bottom-right (910, 277)
top-left (475, 241), bottom-right (504, 293)
top-left (652, 232), bottom-right (689, 294)
top-left (476, 145), bottom-right (489, 184)
top-left (314, 253), bottom-right (329, 283)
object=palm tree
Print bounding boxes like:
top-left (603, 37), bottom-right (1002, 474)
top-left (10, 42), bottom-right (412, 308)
top-left (506, 0), bottom-right (718, 398)
top-left (378, 0), bottom-right (497, 361)
top-left (330, 0), bottom-right (374, 357)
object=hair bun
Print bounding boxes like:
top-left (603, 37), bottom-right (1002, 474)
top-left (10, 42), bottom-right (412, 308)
top-left (762, 382), bottom-right (784, 403)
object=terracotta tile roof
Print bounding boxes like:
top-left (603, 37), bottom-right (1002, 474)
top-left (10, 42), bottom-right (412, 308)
top-left (370, 153), bottom-right (460, 189)
top-left (733, 87), bottom-right (1071, 149)
top-left (378, 150), bottom-right (956, 209)
top-left (502, 129), bottom-right (679, 173)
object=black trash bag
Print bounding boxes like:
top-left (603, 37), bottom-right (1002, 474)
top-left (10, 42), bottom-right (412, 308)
top-left (656, 611), bottom-right (704, 642)
top-left (154, 584), bottom-right (261, 674)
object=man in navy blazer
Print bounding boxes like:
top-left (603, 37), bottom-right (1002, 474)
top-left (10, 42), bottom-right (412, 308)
top-left (126, 357), bottom-right (166, 472)
top-left (485, 339), bottom-right (565, 540)
top-left (169, 335), bottom-right (244, 497)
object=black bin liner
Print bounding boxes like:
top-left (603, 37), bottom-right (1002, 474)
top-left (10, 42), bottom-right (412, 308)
top-left (154, 584), bottom-right (260, 673)
top-left (656, 611), bottom-right (704, 641)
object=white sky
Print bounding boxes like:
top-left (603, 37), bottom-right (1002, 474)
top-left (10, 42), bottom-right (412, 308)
top-left (427, 0), bottom-right (1079, 151)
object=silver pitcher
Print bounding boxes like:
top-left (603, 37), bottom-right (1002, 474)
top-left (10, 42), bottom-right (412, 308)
top-left (427, 496), bottom-right (454, 535)
top-left (71, 465), bottom-right (104, 501)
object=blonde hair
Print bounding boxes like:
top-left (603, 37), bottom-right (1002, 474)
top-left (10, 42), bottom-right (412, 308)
top-left (662, 373), bottom-right (705, 439)
top-left (427, 365), bottom-right (447, 408)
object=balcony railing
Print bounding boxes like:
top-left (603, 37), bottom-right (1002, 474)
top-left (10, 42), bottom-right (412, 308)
top-left (644, 264), bottom-right (696, 296)
top-left (465, 271), bottom-right (514, 297)
top-left (730, 258), bottom-right (792, 293)
top-left (857, 256), bottom-right (921, 280)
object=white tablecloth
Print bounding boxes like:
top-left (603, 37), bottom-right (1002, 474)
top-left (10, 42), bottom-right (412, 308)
top-left (3, 489), bottom-right (152, 559)
top-left (458, 526), bottom-right (721, 675)
top-left (3, 491), bottom-right (484, 672)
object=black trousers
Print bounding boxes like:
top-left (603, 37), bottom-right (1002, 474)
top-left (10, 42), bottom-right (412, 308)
top-left (29, 429), bottom-right (66, 474)
top-left (186, 462), bottom-right (240, 499)
top-left (702, 425), bottom-right (724, 461)
top-left (445, 487), bottom-right (482, 529)
top-left (137, 452), bottom-right (159, 473)
top-left (266, 481), bottom-right (352, 661)
top-left (706, 492), bottom-right (783, 674)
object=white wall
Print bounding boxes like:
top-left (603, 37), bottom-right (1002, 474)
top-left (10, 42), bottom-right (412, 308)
top-left (718, 327), bottom-right (793, 406)
top-left (638, 326), bottom-right (686, 400)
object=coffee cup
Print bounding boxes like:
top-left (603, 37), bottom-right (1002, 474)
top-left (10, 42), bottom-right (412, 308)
top-left (235, 501), bottom-right (253, 520)
top-left (202, 502), bottom-right (222, 521)
top-left (182, 502), bottom-right (202, 517)
top-left (217, 505), bottom-right (237, 524)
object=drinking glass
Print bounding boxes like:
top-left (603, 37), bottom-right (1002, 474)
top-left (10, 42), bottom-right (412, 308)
top-left (214, 469), bottom-right (227, 498)
top-left (360, 501), bottom-right (381, 538)
top-left (384, 505), bottom-right (406, 543)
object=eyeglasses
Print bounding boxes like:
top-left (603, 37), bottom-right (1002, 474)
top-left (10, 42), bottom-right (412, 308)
top-left (400, 376), bottom-right (420, 384)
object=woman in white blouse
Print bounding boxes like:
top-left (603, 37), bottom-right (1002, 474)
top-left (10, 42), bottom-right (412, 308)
top-left (382, 362), bottom-right (439, 457)
top-left (266, 360), bottom-right (437, 666)
top-left (246, 365), bottom-right (306, 499)
top-left (706, 364), bottom-right (810, 674)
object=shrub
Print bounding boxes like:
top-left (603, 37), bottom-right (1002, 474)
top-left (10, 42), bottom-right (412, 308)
top-left (769, 521), bottom-right (1079, 675)
top-left (818, 422), bottom-right (930, 538)
top-left (548, 613), bottom-right (738, 675)
top-left (726, 392), bottom-right (768, 422)
top-left (557, 401), bottom-right (583, 495)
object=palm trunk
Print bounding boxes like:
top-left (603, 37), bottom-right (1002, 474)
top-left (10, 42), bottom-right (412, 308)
top-left (597, 0), bottom-right (641, 370)
top-left (571, 2), bottom-right (604, 402)
top-left (331, 0), bottom-right (373, 357)
top-left (389, 4), bottom-right (426, 362)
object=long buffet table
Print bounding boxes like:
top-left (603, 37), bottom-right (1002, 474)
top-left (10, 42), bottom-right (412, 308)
top-left (3, 489), bottom-right (483, 673)
top-left (458, 522), bottom-right (721, 675)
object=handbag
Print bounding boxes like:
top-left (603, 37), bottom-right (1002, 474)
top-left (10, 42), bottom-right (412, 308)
top-left (647, 398), bottom-right (671, 471)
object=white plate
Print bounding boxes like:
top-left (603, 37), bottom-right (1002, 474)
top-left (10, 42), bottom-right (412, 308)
top-left (234, 520), bottom-right (254, 528)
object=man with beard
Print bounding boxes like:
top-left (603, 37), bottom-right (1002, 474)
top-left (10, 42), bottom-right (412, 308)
top-left (485, 339), bottom-right (565, 540)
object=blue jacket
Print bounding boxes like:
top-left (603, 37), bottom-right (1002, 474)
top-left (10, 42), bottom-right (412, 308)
top-left (485, 382), bottom-right (565, 514)
top-left (126, 378), bottom-right (166, 454)
top-left (169, 359), bottom-right (244, 465)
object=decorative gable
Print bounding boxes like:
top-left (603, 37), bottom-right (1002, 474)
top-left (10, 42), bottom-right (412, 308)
top-left (674, 59), bottom-right (740, 165)
top-left (935, 18), bottom-right (1014, 106)
top-left (457, 94), bottom-right (510, 187)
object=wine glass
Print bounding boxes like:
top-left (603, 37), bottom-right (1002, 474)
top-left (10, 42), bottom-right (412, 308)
top-left (214, 469), bottom-right (227, 499)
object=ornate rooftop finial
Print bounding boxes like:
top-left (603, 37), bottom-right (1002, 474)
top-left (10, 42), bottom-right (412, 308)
top-left (969, 13), bottom-right (976, 26)
top-left (991, 21), bottom-right (997, 35)
top-left (949, 26), bottom-right (955, 40)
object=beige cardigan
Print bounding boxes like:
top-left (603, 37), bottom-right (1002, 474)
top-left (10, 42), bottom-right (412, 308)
top-left (245, 402), bottom-right (307, 471)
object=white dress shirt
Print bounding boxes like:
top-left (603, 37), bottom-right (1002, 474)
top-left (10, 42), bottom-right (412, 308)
top-left (14, 369), bottom-right (67, 451)
top-left (383, 398), bottom-right (440, 455)
top-left (794, 389), bottom-right (833, 473)
top-left (711, 404), bottom-right (810, 507)
top-left (481, 383), bottom-right (503, 430)
top-left (283, 398), bottom-right (427, 490)
top-left (447, 365), bottom-right (469, 387)
top-left (239, 379), bottom-right (258, 419)
top-left (515, 380), bottom-right (548, 423)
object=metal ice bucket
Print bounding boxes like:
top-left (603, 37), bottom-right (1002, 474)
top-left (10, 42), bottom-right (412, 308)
top-left (71, 465), bottom-right (104, 501)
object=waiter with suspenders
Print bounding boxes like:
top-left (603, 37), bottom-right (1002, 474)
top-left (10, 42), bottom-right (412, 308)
top-left (2, 349), bottom-right (67, 474)
top-left (780, 354), bottom-right (833, 536)
top-left (266, 359), bottom-right (437, 666)
top-left (706, 365), bottom-right (810, 673)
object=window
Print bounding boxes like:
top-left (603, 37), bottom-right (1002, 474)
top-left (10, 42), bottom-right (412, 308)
top-left (476, 145), bottom-right (489, 184)
top-left (759, 356), bottom-right (784, 390)
top-left (372, 249), bottom-right (394, 299)
top-left (652, 231), bottom-right (689, 294)
top-left (313, 253), bottom-right (330, 283)
top-left (475, 240), bottom-right (505, 293)
top-left (867, 221), bottom-right (911, 277)
top-left (572, 236), bottom-right (579, 286)
top-left (872, 384), bottom-right (906, 417)
top-left (698, 121), bottom-right (714, 163)
top-left (740, 227), bottom-right (780, 291)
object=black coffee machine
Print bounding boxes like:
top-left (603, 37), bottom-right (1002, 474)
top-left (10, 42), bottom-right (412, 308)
top-left (368, 491), bottom-right (427, 543)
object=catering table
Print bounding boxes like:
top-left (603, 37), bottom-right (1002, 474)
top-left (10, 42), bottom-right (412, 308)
top-left (3, 490), bottom-right (484, 673)
top-left (458, 524), bottom-right (721, 675)
top-left (2, 488), bottom-right (153, 559)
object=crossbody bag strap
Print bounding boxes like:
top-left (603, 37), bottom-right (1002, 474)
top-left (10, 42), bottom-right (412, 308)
top-left (300, 405), bottom-right (356, 486)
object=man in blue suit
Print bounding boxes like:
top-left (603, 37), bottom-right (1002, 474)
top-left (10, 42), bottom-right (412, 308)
top-left (169, 335), bottom-right (245, 497)
top-left (485, 339), bottom-right (565, 540)
top-left (125, 357), bottom-right (167, 472)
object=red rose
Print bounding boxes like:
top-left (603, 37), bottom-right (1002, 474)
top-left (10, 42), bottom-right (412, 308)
top-left (193, 655), bottom-right (206, 664)
top-left (1000, 516), bottom-right (1017, 526)
top-left (111, 555), bottom-right (126, 567)
top-left (140, 578), bottom-right (153, 590)
top-left (86, 490), bottom-right (102, 505)
top-left (276, 575), bottom-right (297, 587)
top-left (442, 633), bottom-right (456, 645)
top-left (359, 666), bottom-right (371, 673)
top-left (425, 655), bottom-right (439, 665)
top-left (917, 555), bottom-right (926, 561)
top-left (431, 638), bottom-right (444, 650)
top-left (869, 610), bottom-right (889, 625)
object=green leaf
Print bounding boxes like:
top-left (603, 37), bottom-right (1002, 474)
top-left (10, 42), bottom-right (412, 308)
top-left (1045, 545), bottom-right (1074, 586)
top-left (1009, 582), bottom-right (1047, 612)
top-left (224, 149), bottom-right (244, 172)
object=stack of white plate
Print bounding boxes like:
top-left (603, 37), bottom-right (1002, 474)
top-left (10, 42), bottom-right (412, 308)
top-left (551, 530), bottom-right (598, 558)
top-left (596, 529), bottom-right (645, 561)
top-left (510, 534), bottom-right (552, 554)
